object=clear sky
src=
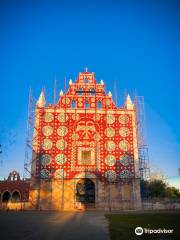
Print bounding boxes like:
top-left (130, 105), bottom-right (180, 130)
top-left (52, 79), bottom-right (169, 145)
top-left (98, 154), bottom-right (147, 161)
top-left (0, 0), bottom-right (180, 185)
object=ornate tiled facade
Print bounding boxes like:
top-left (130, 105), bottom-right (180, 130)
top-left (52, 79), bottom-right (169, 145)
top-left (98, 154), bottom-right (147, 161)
top-left (29, 69), bottom-right (141, 210)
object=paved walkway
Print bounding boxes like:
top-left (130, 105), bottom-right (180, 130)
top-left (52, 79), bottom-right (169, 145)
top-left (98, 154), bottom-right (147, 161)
top-left (0, 211), bottom-right (110, 240)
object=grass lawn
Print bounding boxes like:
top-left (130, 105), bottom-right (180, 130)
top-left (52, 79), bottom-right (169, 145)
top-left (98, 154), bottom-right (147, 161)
top-left (105, 212), bottom-right (180, 240)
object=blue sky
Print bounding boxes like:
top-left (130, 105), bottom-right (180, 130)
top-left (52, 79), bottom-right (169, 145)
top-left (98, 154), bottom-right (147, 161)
top-left (0, 0), bottom-right (180, 185)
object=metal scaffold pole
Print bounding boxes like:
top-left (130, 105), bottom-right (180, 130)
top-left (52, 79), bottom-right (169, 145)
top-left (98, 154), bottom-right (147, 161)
top-left (24, 87), bottom-right (37, 180)
top-left (135, 95), bottom-right (150, 205)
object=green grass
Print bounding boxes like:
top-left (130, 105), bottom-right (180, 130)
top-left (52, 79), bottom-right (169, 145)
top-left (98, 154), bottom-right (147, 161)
top-left (105, 212), bottom-right (180, 240)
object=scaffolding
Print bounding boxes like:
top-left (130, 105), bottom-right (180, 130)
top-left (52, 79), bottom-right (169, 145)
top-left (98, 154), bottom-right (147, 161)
top-left (134, 95), bottom-right (150, 207)
top-left (135, 96), bottom-right (150, 181)
top-left (24, 72), bottom-right (150, 210)
top-left (24, 88), bottom-right (38, 180)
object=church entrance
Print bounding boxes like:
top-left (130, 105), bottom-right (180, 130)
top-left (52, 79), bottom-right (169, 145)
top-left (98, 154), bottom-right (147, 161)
top-left (76, 178), bottom-right (95, 208)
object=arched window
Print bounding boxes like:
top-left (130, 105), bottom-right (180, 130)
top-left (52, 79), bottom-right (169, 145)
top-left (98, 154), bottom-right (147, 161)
top-left (84, 78), bottom-right (89, 84)
top-left (2, 191), bottom-right (11, 202)
top-left (97, 101), bottom-right (102, 109)
top-left (11, 191), bottom-right (21, 202)
top-left (72, 100), bottom-right (76, 108)
top-left (90, 88), bottom-right (95, 96)
top-left (78, 88), bottom-right (83, 96)
top-left (85, 101), bottom-right (90, 108)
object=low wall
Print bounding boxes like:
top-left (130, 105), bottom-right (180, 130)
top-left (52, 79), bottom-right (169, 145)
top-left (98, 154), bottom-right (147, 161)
top-left (1, 201), bottom-right (180, 211)
top-left (142, 201), bottom-right (180, 210)
top-left (0, 202), bottom-right (32, 210)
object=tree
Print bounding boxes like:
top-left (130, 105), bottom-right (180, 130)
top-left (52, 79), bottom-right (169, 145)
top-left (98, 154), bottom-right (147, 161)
top-left (166, 186), bottom-right (180, 199)
top-left (141, 179), bottom-right (180, 199)
top-left (148, 179), bottom-right (167, 198)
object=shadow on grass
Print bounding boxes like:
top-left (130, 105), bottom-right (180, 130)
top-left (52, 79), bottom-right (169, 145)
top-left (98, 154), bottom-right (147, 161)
top-left (105, 212), bottom-right (180, 240)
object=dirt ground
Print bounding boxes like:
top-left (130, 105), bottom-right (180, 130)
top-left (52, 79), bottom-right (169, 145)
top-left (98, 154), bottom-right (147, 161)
top-left (0, 211), bottom-right (110, 240)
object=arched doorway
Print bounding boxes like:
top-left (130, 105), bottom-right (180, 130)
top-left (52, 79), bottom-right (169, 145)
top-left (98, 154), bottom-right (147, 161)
top-left (2, 191), bottom-right (11, 202)
top-left (76, 178), bottom-right (95, 207)
top-left (11, 191), bottom-right (21, 202)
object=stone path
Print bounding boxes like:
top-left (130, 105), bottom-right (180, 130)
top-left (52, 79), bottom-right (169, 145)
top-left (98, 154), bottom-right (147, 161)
top-left (0, 211), bottom-right (110, 240)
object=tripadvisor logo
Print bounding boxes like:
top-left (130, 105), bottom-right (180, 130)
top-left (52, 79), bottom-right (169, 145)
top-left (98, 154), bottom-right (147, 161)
top-left (135, 227), bottom-right (143, 235)
top-left (135, 227), bottom-right (174, 235)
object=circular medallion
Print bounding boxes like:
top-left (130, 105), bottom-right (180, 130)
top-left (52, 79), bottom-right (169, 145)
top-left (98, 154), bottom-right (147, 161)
top-left (118, 115), bottom-right (129, 124)
top-left (57, 112), bottom-right (68, 122)
top-left (40, 169), bottom-right (50, 178)
top-left (120, 155), bottom-right (132, 166)
top-left (119, 140), bottom-right (130, 151)
top-left (72, 133), bottom-right (79, 140)
top-left (72, 113), bottom-right (80, 121)
top-left (120, 170), bottom-right (132, 179)
top-left (56, 140), bottom-right (67, 150)
top-left (119, 127), bottom-right (130, 137)
top-left (106, 114), bottom-right (115, 124)
top-left (54, 169), bottom-right (66, 179)
top-left (44, 113), bottom-right (54, 122)
top-left (55, 154), bottom-right (67, 165)
top-left (105, 155), bottom-right (116, 166)
top-left (57, 126), bottom-right (68, 136)
top-left (105, 170), bottom-right (116, 182)
top-left (106, 140), bottom-right (116, 151)
top-left (42, 126), bottom-right (53, 137)
top-left (62, 98), bottom-right (70, 105)
top-left (40, 154), bottom-right (51, 166)
top-left (42, 139), bottom-right (53, 150)
top-left (105, 127), bottom-right (115, 137)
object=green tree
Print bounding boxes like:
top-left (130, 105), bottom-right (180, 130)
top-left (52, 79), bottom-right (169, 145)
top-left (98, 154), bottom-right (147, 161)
top-left (148, 179), bottom-right (167, 198)
top-left (141, 179), bottom-right (180, 199)
top-left (166, 186), bottom-right (180, 199)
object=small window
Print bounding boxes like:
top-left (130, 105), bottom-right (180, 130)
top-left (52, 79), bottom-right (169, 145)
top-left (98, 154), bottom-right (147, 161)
top-left (85, 101), bottom-right (90, 108)
top-left (90, 88), bottom-right (95, 96)
top-left (78, 88), bottom-right (83, 96)
top-left (82, 151), bottom-right (91, 165)
top-left (84, 78), bottom-right (89, 84)
top-left (97, 101), bottom-right (102, 108)
top-left (72, 100), bottom-right (76, 108)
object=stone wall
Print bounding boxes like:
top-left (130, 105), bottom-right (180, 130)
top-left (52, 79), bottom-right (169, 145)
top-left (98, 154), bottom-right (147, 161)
top-left (28, 178), bottom-right (141, 210)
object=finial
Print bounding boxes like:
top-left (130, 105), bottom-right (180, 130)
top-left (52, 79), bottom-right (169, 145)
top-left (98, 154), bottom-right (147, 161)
top-left (125, 94), bottom-right (134, 110)
top-left (100, 80), bottom-right (104, 85)
top-left (108, 91), bottom-right (112, 97)
top-left (59, 90), bottom-right (63, 97)
top-left (37, 91), bottom-right (46, 108)
top-left (85, 67), bottom-right (88, 72)
top-left (69, 79), bottom-right (72, 85)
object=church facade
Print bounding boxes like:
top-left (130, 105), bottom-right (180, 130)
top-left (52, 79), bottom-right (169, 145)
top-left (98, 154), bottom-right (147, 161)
top-left (29, 69), bottom-right (141, 210)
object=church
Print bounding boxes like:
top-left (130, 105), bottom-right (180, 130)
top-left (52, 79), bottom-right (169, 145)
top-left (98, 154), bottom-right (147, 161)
top-left (28, 68), bottom-right (141, 210)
